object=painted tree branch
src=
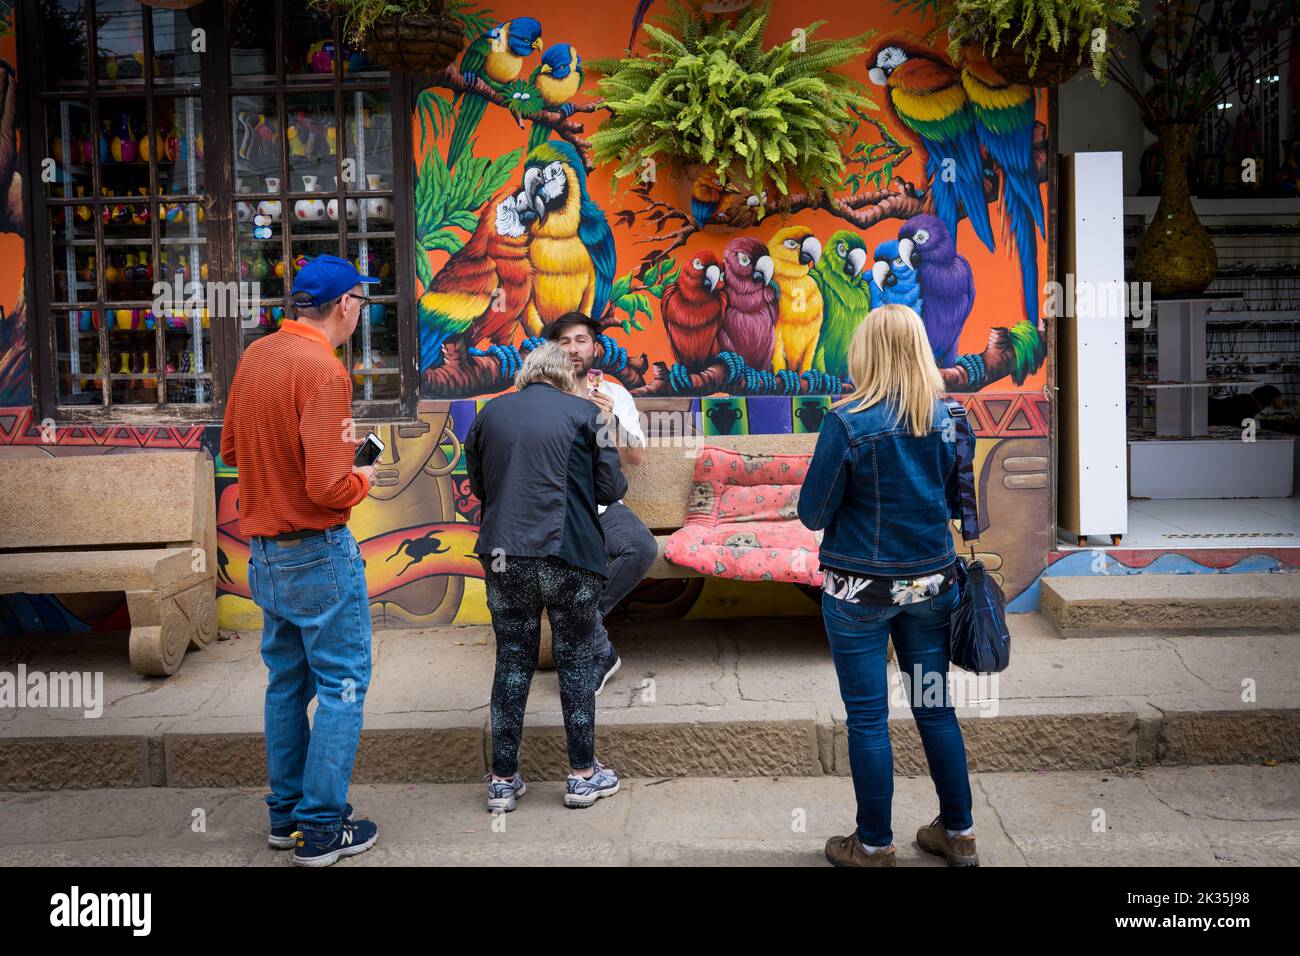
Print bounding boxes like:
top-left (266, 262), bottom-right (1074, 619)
top-left (422, 339), bottom-right (649, 397)
top-left (631, 360), bottom-right (851, 398)
top-left (940, 322), bottom-right (1048, 393)
top-left (428, 65), bottom-right (607, 170)
top-left (628, 180), bottom-right (928, 267)
top-left (623, 119), bottom-right (1049, 267)
top-left (631, 318), bottom-right (1045, 397)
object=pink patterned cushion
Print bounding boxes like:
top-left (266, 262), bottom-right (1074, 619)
top-left (663, 445), bottom-right (823, 585)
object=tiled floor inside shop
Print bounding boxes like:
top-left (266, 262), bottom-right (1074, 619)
top-left (1064, 494), bottom-right (1300, 549)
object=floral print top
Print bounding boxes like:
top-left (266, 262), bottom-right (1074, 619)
top-left (820, 562), bottom-right (957, 607)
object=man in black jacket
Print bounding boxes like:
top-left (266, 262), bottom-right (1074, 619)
top-left (465, 342), bottom-right (628, 812)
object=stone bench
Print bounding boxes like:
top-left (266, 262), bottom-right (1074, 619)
top-left (0, 451), bottom-right (218, 676)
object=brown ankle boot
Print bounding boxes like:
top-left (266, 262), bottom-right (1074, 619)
top-left (916, 816), bottom-right (979, 867)
top-left (825, 833), bottom-right (896, 867)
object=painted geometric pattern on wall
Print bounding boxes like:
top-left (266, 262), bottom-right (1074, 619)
top-left (428, 391), bottom-right (1048, 440)
top-left (0, 407), bottom-right (205, 448)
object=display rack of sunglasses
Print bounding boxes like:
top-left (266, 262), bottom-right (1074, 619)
top-left (1124, 217), bottom-right (1300, 434)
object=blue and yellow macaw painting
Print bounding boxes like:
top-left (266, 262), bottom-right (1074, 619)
top-left (414, 1), bottom-right (1048, 402)
top-left (519, 139), bottom-right (616, 338)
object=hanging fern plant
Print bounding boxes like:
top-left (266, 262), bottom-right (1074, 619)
top-left (946, 0), bottom-right (1140, 84)
top-left (588, 0), bottom-right (877, 199)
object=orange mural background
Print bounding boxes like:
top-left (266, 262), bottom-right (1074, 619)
top-left (412, 0), bottom-right (1050, 399)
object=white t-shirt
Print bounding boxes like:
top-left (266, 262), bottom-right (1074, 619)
top-left (590, 376), bottom-right (643, 515)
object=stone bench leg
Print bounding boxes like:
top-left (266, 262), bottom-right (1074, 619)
top-left (126, 581), bottom-right (215, 676)
top-left (174, 579), bottom-right (219, 651)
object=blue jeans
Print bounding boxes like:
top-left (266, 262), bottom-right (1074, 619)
top-left (822, 584), bottom-right (973, 847)
top-left (247, 525), bottom-right (372, 833)
top-left (592, 503), bottom-right (658, 658)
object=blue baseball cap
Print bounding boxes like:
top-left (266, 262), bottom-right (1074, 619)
top-left (291, 254), bottom-right (378, 306)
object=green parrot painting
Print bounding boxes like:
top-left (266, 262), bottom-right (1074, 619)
top-left (446, 16), bottom-right (545, 172)
top-left (811, 230), bottom-right (874, 380)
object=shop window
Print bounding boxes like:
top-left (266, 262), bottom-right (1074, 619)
top-left (227, 2), bottom-right (404, 404)
top-left (21, 0), bottom-right (414, 422)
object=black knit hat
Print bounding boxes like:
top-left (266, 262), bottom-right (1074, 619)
top-left (546, 312), bottom-right (602, 341)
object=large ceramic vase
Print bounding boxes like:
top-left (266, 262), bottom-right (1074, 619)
top-left (1133, 123), bottom-right (1217, 299)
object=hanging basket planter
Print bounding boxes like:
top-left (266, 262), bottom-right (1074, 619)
top-left (987, 35), bottom-right (1088, 86)
top-left (363, 6), bottom-right (466, 76)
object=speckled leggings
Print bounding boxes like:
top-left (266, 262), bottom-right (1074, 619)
top-left (484, 556), bottom-right (603, 776)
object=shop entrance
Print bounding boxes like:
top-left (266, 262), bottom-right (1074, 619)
top-left (1063, 209), bottom-right (1300, 551)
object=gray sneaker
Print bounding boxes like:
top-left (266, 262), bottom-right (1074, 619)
top-left (486, 771), bottom-right (527, 813)
top-left (564, 759), bottom-right (620, 808)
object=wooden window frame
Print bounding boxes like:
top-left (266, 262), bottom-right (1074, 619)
top-left (17, 0), bottom-right (417, 425)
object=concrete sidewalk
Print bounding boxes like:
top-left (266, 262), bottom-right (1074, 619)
top-left (1, 766), bottom-right (1296, 866)
top-left (1, 615), bottom-right (1297, 789)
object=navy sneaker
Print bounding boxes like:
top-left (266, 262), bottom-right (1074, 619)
top-left (594, 647), bottom-right (621, 697)
top-left (564, 759), bottom-right (620, 808)
top-left (269, 802), bottom-right (352, 850)
top-left (486, 771), bottom-right (527, 813)
top-left (291, 818), bottom-right (378, 867)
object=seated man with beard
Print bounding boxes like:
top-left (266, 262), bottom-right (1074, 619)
top-left (547, 312), bottom-right (657, 696)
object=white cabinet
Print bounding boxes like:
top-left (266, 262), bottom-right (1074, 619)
top-left (1057, 153), bottom-right (1130, 545)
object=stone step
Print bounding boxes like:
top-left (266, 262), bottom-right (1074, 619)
top-left (1, 615), bottom-right (1297, 791)
top-left (1039, 573), bottom-right (1300, 637)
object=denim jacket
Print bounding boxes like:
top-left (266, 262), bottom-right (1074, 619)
top-left (797, 397), bottom-right (962, 578)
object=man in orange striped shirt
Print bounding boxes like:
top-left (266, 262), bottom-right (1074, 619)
top-left (221, 254), bottom-right (380, 867)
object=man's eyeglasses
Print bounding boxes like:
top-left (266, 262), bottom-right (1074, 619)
top-left (345, 293), bottom-right (373, 307)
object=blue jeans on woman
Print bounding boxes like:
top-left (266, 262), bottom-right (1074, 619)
top-left (822, 584), bottom-right (973, 847)
top-left (247, 525), bottom-right (372, 834)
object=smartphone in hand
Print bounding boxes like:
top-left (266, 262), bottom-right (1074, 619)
top-left (354, 432), bottom-right (384, 468)
top-left (587, 368), bottom-right (603, 391)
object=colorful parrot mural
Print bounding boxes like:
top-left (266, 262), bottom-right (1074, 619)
top-left (811, 230), bottom-right (873, 381)
top-left (528, 43), bottom-right (584, 154)
top-left (413, 1), bottom-right (1048, 400)
top-left (662, 249), bottom-right (726, 389)
top-left (960, 44), bottom-right (1045, 323)
top-left (418, 190), bottom-right (535, 373)
top-left (898, 213), bottom-right (975, 368)
top-left (690, 171), bottom-right (726, 230)
top-left (867, 33), bottom-right (997, 255)
top-left (718, 236), bottom-right (778, 373)
top-left (768, 225), bottom-right (824, 376)
top-left (446, 16), bottom-right (545, 172)
top-left (520, 139), bottom-right (617, 337)
top-left (869, 238), bottom-right (924, 315)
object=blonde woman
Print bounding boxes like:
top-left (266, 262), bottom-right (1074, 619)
top-left (797, 305), bottom-right (978, 868)
top-left (465, 342), bottom-right (627, 812)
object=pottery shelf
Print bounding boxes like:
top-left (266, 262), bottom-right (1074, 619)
top-left (1127, 379), bottom-right (1262, 389)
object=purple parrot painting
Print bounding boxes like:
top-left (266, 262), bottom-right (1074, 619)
top-left (719, 236), bottom-right (779, 371)
top-left (898, 214), bottom-right (975, 368)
